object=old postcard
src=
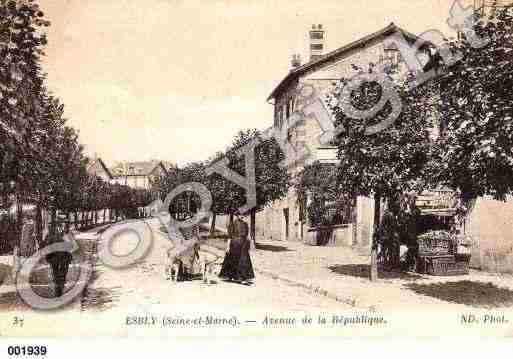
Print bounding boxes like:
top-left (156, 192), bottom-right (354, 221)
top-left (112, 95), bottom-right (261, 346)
top-left (1, 0), bottom-right (513, 350)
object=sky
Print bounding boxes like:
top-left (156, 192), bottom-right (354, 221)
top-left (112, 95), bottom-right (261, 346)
top-left (38, 0), bottom-right (459, 166)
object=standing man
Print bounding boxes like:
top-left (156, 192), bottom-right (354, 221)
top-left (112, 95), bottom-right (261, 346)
top-left (45, 222), bottom-right (73, 297)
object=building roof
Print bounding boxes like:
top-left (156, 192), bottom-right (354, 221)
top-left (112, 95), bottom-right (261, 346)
top-left (87, 158), bottom-right (114, 179)
top-left (110, 160), bottom-right (170, 177)
top-left (267, 23), bottom-right (429, 101)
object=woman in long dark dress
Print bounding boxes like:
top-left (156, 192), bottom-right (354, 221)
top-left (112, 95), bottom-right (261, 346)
top-left (237, 235), bottom-right (254, 283)
top-left (219, 217), bottom-right (254, 284)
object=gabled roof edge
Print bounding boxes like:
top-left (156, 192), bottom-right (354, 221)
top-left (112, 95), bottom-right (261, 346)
top-left (267, 23), bottom-right (430, 101)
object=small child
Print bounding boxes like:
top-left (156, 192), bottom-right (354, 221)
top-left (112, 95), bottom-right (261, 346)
top-left (165, 247), bottom-right (182, 282)
top-left (165, 242), bottom-right (201, 282)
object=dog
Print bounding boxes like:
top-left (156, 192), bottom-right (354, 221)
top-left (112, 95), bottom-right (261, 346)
top-left (200, 252), bottom-right (219, 285)
top-left (166, 245), bottom-right (220, 284)
top-left (165, 248), bottom-right (183, 282)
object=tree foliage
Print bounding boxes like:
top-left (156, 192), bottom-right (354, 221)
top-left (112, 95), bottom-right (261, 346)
top-left (0, 1), bottom-right (154, 249)
top-left (326, 68), bottom-right (434, 202)
top-left (432, 6), bottom-right (513, 201)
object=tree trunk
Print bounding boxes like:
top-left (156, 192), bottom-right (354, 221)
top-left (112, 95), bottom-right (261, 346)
top-left (12, 194), bottom-right (23, 280)
top-left (370, 192), bottom-right (381, 282)
top-left (15, 194), bottom-right (23, 244)
top-left (51, 208), bottom-right (57, 230)
top-left (35, 203), bottom-right (43, 244)
top-left (250, 208), bottom-right (256, 247)
top-left (228, 213), bottom-right (234, 238)
top-left (351, 196), bottom-right (358, 246)
top-left (210, 212), bottom-right (217, 236)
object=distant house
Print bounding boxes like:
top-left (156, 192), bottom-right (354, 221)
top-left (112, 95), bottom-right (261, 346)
top-left (87, 157), bottom-right (114, 182)
top-left (109, 161), bottom-right (170, 190)
top-left (87, 158), bottom-right (172, 190)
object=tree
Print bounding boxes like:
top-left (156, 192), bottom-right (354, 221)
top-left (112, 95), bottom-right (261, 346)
top-left (295, 161), bottom-right (354, 229)
top-left (1, 0), bottom-right (54, 254)
top-left (0, 0), bottom-right (49, 152)
top-left (432, 6), bottom-right (513, 206)
top-left (204, 152), bottom-right (232, 235)
top-left (326, 66), bottom-right (434, 280)
top-left (152, 161), bottom-right (209, 222)
top-left (34, 95), bottom-right (89, 234)
top-left (219, 129), bottom-right (290, 246)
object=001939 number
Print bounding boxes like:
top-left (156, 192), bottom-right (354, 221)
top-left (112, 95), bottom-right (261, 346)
top-left (7, 346), bottom-right (47, 356)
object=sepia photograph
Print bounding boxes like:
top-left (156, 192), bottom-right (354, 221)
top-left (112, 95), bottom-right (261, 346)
top-left (1, 0), bottom-right (513, 349)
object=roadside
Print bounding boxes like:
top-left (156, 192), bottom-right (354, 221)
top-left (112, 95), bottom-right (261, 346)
top-left (204, 235), bottom-right (513, 312)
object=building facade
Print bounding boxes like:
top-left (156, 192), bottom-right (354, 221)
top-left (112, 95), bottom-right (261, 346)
top-left (109, 161), bottom-right (170, 190)
top-left (86, 157), bottom-right (113, 182)
top-left (87, 158), bottom-right (171, 190)
top-left (256, 17), bottom-right (513, 273)
top-left (256, 23), bottom-right (432, 247)
top-left (468, 0), bottom-right (513, 15)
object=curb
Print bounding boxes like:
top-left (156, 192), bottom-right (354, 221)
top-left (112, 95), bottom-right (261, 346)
top-left (202, 244), bottom-right (371, 310)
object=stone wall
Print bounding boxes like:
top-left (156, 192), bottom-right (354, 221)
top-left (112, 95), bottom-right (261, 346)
top-left (467, 196), bottom-right (513, 273)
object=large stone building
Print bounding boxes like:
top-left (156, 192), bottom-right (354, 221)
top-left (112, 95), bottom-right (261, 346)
top-left (254, 15), bottom-right (513, 273)
top-left (255, 23), bottom-right (432, 247)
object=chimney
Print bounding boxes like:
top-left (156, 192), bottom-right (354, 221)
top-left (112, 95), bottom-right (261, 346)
top-left (309, 24), bottom-right (325, 61)
top-left (291, 54), bottom-right (301, 69)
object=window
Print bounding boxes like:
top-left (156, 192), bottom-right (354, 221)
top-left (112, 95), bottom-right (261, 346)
top-left (286, 98), bottom-right (295, 118)
top-left (310, 31), bottom-right (324, 40)
top-left (275, 107), bottom-right (281, 128)
top-left (384, 48), bottom-right (400, 72)
top-left (310, 43), bottom-right (323, 51)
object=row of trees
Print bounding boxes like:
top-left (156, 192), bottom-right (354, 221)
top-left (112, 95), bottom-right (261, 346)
top-left (0, 1), bottom-right (154, 251)
top-left (313, 7), bottom-right (513, 279)
top-left (153, 129), bottom-right (290, 245)
top-left (54, 177), bottom-right (154, 229)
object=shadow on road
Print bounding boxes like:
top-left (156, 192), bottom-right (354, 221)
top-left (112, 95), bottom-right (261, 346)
top-left (0, 263), bottom-right (11, 285)
top-left (255, 243), bottom-right (293, 252)
top-left (328, 264), bottom-right (425, 281)
top-left (81, 286), bottom-right (121, 312)
top-left (405, 280), bottom-right (513, 308)
top-left (328, 264), bottom-right (369, 278)
top-left (0, 291), bottom-right (23, 311)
